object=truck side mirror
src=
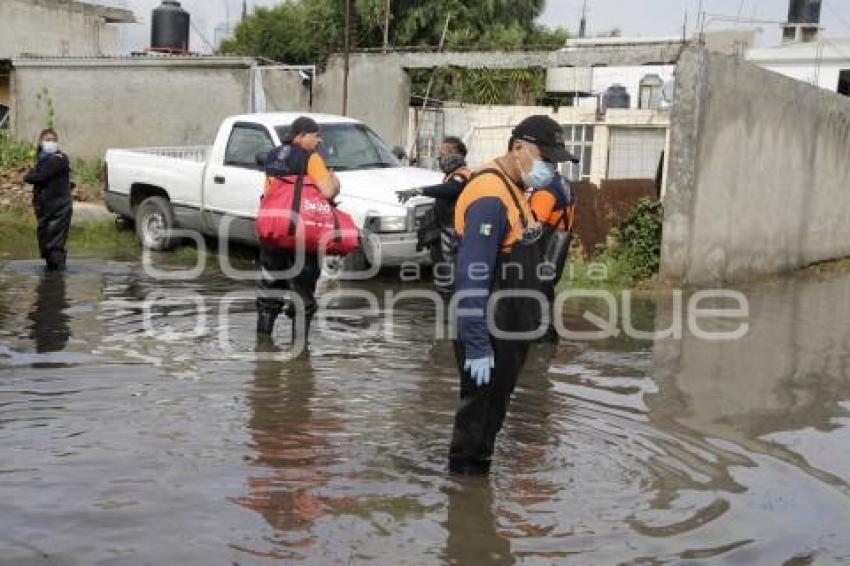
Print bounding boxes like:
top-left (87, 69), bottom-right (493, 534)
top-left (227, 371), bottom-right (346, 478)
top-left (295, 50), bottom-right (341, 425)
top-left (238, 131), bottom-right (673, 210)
top-left (256, 151), bottom-right (269, 168)
top-left (391, 146), bottom-right (407, 162)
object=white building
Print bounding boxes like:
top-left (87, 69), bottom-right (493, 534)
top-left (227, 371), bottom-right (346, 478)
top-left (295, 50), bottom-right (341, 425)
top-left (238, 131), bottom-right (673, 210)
top-left (747, 39), bottom-right (850, 96)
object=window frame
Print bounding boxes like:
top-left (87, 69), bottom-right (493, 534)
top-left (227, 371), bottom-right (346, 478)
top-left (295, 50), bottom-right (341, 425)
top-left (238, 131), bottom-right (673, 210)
top-left (560, 124), bottom-right (595, 182)
top-left (223, 122), bottom-right (275, 170)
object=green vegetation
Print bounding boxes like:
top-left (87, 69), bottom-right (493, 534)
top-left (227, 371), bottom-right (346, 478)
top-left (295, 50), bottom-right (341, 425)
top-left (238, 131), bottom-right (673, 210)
top-left (2, 133), bottom-right (104, 203)
top-left (0, 207), bottom-right (140, 261)
top-left (0, 133), bottom-right (36, 171)
top-left (220, 0), bottom-right (568, 104)
top-left (72, 159), bottom-right (104, 202)
top-left (559, 198), bottom-right (663, 290)
top-left (36, 87), bottom-right (56, 130)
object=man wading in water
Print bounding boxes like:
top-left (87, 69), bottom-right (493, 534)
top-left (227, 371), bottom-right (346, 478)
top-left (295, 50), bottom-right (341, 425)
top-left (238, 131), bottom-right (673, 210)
top-left (449, 115), bottom-right (575, 475)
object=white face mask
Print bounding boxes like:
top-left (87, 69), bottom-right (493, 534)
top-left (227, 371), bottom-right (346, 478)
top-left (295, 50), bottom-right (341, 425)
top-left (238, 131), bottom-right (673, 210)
top-left (41, 141), bottom-right (59, 154)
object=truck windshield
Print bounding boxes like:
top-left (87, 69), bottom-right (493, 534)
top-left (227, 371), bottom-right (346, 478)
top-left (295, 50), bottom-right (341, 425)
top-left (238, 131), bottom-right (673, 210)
top-left (275, 123), bottom-right (400, 172)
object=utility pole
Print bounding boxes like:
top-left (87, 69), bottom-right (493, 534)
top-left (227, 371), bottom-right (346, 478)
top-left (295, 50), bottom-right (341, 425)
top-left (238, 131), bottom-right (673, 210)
top-left (342, 0), bottom-right (352, 116)
top-left (383, 0), bottom-right (391, 52)
top-left (579, 0), bottom-right (588, 38)
top-left (242, 0), bottom-right (247, 22)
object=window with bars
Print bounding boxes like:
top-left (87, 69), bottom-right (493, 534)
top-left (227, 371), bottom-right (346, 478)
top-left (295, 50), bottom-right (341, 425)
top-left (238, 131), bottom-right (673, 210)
top-left (561, 124), bottom-right (594, 182)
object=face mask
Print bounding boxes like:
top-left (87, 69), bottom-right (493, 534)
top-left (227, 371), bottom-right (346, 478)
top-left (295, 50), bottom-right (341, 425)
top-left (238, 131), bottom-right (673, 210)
top-left (41, 141), bottom-right (59, 154)
top-left (519, 148), bottom-right (556, 188)
top-left (438, 154), bottom-right (466, 175)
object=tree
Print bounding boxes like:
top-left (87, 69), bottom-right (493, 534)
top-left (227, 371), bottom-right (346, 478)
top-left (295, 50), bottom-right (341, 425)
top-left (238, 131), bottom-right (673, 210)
top-left (220, 0), bottom-right (565, 61)
top-left (219, 0), bottom-right (568, 104)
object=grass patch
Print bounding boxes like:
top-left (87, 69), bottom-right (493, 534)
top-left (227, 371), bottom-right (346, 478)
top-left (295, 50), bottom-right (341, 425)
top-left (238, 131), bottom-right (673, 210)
top-left (0, 206), bottom-right (140, 261)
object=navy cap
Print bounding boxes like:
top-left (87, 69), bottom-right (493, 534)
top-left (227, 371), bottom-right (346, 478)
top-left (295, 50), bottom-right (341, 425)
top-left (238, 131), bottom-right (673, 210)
top-left (512, 115), bottom-right (579, 163)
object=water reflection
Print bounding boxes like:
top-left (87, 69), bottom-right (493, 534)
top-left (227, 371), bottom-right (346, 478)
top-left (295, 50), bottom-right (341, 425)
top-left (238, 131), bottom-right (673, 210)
top-left (231, 348), bottom-right (344, 560)
top-left (28, 272), bottom-right (70, 354)
top-left (443, 478), bottom-right (513, 566)
top-left (1, 261), bottom-right (850, 563)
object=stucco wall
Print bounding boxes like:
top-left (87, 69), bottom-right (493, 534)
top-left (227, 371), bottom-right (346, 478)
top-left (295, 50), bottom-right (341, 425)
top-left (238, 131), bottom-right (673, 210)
top-left (314, 54), bottom-right (411, 149)
top-left (0, 0), bottom-right (126, 58)
top-left (661, 48), bottom-right (850, 286)
top-left (11, 59), bottom-right (257, 159)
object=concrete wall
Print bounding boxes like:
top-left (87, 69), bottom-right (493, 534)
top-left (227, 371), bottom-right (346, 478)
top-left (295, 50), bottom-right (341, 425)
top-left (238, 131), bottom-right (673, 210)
top-left (0, 0), bottom-right (132, 58)
top-left (11, 58), bottom-right (258, 159)
top-left (314, 54), bottom-right (411, 149)
top-left (661, 48), bottom-right (850, 286)
top-left (260, 69), bottom-right (311, 114)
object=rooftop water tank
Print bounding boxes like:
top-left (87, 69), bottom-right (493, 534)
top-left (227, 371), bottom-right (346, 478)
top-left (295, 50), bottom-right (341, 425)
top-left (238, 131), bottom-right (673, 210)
top-left (787, 0), bottom-right (822, 24)
top-left (151, 1), bottom-right (190, 53)
top-left (603, 85), bottom-right (630, 110)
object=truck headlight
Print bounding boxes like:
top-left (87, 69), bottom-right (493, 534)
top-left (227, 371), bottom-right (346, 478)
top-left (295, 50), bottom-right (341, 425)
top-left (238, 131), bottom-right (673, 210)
top-left (367, 215), bottom-right (407, 233)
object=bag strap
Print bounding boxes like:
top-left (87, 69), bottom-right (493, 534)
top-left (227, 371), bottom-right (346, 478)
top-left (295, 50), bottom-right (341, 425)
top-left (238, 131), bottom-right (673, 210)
top-left (287, 174), bottom-right (305, 237)
top-left (474, 168), bottom-right (530, 229)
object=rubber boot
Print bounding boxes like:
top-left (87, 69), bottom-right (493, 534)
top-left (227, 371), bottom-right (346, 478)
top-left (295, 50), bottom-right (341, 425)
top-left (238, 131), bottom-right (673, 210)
top-left (256, 310), bottom-right (278, 336)
top-left (290, 315), bottom-right (314, 346)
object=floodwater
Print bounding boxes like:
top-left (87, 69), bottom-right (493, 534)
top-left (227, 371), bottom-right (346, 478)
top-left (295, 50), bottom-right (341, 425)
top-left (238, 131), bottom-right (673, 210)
top-left (1, 258), bottom-right (850, 565)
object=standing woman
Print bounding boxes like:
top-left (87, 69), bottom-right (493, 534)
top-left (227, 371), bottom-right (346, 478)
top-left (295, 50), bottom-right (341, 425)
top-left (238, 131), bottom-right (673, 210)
top-left (24, 129), bottom-right (73, 272)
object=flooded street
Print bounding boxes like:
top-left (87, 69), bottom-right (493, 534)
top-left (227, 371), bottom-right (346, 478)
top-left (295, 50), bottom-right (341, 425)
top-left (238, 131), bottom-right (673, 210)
top-left (1, 259), bottom-right (849, 565)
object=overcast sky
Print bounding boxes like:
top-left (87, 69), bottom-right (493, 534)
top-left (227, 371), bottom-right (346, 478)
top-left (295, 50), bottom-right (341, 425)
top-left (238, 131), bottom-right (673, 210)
top-left (97, 0), bottom-right (850, 54)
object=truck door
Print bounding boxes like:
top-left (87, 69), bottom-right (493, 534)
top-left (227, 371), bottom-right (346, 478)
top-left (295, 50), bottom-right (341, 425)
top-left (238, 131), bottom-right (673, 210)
top-left (204, 122), bottom-right (274, 243)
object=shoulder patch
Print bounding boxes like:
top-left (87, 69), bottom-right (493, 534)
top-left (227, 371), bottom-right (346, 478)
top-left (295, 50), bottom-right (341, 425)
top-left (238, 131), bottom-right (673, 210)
top-left (479, 223), bottom-right (493, 237)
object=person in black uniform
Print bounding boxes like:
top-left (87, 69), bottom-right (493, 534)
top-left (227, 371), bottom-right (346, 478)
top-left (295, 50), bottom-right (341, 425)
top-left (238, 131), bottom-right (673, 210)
top-left (24, 129), bottom-right (73, 272)
top-left (397, 137), bottom-right (472, 300)
top-left (256, 117), bottom-right (341, 342)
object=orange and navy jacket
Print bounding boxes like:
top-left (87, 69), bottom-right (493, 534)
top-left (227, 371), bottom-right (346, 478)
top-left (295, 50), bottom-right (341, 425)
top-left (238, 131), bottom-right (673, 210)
top-left (529, 173), bottom-right (575, 233)
top-left (454, 162), bottom-right (536, 359)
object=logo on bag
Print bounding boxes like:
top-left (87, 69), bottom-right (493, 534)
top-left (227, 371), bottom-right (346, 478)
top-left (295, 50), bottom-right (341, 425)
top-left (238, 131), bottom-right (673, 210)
top-left (303, 200), bottom-right (332, 214)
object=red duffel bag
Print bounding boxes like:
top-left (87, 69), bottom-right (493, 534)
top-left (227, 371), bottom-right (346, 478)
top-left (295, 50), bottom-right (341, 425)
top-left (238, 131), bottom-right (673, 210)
top-left (256, 174), bottom-right (360, 256)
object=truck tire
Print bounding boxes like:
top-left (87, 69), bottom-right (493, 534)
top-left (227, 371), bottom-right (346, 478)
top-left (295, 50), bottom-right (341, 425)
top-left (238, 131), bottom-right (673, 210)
top-left (135, 196), bottom-right (177, 251)
top-left (322, 245), bottom-right (371, 279)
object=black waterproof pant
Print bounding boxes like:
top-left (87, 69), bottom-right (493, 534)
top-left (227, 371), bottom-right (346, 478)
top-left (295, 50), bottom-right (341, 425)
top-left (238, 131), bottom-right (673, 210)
top-left (449, 337), bottom-right (531, 475)
top-left (34, 197), bottom-right (72, 271)
top-left (256, 244), bottom-right (320, 322)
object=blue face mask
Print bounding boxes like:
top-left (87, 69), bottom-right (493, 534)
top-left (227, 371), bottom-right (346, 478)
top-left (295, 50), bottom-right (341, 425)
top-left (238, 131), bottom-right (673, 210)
top-left (520, 148), bottom-right (556, 188)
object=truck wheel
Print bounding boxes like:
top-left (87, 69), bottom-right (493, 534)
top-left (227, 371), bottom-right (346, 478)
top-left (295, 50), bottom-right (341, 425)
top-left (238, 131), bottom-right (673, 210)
top-left (344, 245), bottom-right (370, 272)
top-left (135, 196), bottom-right (177, 251)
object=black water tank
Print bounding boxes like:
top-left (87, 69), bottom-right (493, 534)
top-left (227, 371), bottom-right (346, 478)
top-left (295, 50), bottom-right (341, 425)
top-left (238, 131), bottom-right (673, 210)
top-left (604, 85), bottom-right (631, 110)
top-left (788, 0), bottom-right (822, 24)
top-left (151, 1), bottom-right (190, 53)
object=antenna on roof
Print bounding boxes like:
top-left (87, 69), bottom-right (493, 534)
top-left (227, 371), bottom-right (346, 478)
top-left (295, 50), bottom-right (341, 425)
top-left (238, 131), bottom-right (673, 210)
top-left (579, 0), bottom-right (588, 38)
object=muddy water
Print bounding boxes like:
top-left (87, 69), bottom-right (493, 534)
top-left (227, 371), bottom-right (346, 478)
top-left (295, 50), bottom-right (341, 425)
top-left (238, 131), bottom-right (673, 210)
top-left (1, 259), bottom-right (849, 565)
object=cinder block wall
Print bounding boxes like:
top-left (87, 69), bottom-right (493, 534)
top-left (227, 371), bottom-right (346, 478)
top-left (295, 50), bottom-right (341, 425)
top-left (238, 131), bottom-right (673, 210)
top-left (661, 48), bottom-right (850, 286)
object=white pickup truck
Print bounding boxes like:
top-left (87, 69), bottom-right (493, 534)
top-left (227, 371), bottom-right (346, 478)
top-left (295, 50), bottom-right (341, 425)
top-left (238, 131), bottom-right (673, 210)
top-left (104, 112), bottom-right (443, 269)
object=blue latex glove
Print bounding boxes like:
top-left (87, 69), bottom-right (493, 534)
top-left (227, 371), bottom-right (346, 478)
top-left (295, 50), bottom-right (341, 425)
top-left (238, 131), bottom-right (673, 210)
top-left (464, 355), bottom-right (495, 387)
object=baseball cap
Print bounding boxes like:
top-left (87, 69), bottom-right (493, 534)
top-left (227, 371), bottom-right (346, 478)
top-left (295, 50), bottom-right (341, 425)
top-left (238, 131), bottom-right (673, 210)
top-left (512, 115), bottom-right (578, 163)
top-left (283, 116), bottom-right (321, 142)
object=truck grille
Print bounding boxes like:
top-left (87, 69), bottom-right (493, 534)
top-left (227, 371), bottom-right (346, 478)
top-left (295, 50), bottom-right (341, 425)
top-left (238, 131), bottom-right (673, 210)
top-left (412, 204), bottom-right (434, 231)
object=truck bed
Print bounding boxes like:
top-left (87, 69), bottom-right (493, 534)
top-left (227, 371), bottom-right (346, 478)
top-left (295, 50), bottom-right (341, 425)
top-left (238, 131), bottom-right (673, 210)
top-left (105, 146), bottom-right (211, 215)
